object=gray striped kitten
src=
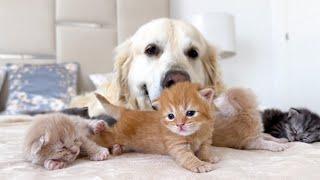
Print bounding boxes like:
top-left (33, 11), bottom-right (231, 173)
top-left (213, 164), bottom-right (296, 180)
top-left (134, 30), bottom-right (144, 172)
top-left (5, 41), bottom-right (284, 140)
top-left (263, 108), bottom-right (320, 143)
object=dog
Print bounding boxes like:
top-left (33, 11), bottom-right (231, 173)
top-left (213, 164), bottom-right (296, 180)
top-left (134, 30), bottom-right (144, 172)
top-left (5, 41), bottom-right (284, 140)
top-left (70, 18), bottom-right (224, 117)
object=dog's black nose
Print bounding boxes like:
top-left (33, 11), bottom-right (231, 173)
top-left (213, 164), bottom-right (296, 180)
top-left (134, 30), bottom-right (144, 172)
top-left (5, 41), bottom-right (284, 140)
top-left (162, 70), bottom-right (190, 88)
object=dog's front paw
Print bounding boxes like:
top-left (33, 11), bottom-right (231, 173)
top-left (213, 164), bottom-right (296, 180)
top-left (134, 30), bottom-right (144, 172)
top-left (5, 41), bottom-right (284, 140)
top-left (89, 148), bottom-right (110, 161)
top-left (44, 159), bottom-right (66, 170)
top-left (189, 161), bottom-right (216, 173)
top-left (90, 120), bottom-right (106, 134)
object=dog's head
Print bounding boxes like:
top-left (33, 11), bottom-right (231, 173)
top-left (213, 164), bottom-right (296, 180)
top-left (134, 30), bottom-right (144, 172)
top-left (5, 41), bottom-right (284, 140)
top-left (113, 18), bottom-right (223, 109)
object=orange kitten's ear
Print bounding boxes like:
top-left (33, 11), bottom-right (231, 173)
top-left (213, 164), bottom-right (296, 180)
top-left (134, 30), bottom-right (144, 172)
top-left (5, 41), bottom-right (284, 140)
top-left (199, 87), bottom-right (215, 103)
top-left (94, 93), bottom-right (121, 119)
top-left (151, 99), bottom-right (160, 110)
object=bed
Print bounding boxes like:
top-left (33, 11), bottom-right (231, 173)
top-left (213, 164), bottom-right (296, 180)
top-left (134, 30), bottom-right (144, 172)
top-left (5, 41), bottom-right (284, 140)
top-left (0, 116), bottom-right (319, 179)
top-left (0, 0), bottom-right (319, 179)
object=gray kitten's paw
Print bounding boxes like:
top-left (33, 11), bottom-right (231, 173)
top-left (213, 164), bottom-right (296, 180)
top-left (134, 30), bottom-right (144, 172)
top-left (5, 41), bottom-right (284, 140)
top-left (44, 159), bottom-right (66, 170)
top-left (89, 148), bottom-right (110, 161)
top-left (90, 120), bottom-right (106, 134)
top-left (278, 138), bottom-right (289, 143)
top-left (269, 143), bottom-right (289, 152)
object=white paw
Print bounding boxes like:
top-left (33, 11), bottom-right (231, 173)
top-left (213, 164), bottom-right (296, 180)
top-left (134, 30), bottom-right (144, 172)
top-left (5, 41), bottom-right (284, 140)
top-left (208, 156), bottom-right (220, 164)
top-left (44, 160), bottom-right (66, 170)
top-left (89, 148), bottom-right (110, 161)
top-left (90, 120), bottom-right (106, 134)
top-left (111, 144), bottom-right (123, 155)
top-left (190, 162), bottom-right (215, 173)
top-left (269, 143), bottom-right (289, 152)
top-left (278, 138), bottom-right (289, 143)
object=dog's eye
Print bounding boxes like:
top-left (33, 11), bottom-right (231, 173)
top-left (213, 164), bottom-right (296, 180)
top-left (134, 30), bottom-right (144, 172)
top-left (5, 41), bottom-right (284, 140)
top-left (145, 44), bottom-right (160, 56)
top-left (185, 48), bottom-right (199, 59)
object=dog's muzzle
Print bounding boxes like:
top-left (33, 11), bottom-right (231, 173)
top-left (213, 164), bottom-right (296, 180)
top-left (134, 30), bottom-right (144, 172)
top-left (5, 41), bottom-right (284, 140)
top-left (161, 70), bottom-right (191, 88)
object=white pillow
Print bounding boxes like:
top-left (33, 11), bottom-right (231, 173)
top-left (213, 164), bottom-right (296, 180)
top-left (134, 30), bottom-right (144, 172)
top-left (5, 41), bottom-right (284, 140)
top-left (0, 66), bottom-right (6, 92)
top-left (89, 73), bottom-right (114, 88)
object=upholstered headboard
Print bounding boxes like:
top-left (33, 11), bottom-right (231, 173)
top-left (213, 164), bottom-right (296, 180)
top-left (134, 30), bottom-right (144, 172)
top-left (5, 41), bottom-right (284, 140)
top-left (0, 0), bottom-right (169, 109)
top-left (0, 0), bottom-right (169, 91)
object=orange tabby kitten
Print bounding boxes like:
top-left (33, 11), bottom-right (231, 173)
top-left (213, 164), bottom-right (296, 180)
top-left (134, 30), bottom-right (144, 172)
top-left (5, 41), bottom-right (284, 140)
top-left (94, 82), bottom-right (218, 173)
top-left (23, 113), bottom-right (110, 170)
top-left (212, 88), bottom-right (288, 151)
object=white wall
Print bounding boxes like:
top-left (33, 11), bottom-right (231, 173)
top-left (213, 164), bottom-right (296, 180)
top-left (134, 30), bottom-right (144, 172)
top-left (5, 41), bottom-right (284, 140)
top-left (171, 0), bottom-right (320, 113)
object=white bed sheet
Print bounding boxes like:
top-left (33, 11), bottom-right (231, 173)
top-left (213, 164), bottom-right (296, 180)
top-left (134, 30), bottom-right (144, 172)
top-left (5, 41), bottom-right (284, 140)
top-left (0, 116), bottom-right (319, 180)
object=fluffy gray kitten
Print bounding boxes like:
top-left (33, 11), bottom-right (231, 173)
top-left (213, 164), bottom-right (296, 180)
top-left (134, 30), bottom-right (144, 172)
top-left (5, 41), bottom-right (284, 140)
top-left (23, 113), bottom-right (111, 170)
top-left (263, 108), bottom-right (320, 143)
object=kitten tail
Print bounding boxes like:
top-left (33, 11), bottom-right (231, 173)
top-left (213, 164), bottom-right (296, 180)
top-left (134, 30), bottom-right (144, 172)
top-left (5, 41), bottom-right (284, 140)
top-left (94, 93), bottom-right (121, 119)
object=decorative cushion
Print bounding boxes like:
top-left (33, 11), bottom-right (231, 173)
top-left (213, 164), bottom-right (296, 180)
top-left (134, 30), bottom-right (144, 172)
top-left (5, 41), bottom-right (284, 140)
top-left (0, 66), bottom-right (6, 92)
top-left (4, 63), bottom-right (78, 114)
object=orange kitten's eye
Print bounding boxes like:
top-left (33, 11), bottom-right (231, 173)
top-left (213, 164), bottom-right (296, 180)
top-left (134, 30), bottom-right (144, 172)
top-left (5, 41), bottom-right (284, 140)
top-left (167, 113), bottom-right (175, 121)
top-left (186, 110), bottom-right (196, 117)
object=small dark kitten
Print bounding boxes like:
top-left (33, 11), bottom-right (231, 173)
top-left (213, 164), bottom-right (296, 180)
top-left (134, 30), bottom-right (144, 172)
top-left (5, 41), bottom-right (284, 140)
top-left (263, 108), bottom-right (320, 143)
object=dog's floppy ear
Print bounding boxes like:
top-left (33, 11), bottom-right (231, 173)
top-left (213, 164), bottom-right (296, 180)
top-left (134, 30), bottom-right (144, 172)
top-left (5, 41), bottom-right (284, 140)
top-left (202, 44), bottom-right (225, 96)
top-left (112, 39), bottom-right (133, 103)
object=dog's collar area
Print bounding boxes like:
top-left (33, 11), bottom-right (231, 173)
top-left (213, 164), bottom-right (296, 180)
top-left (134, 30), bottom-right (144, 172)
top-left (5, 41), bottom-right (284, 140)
top-left (142, 84), bottom-right (157, 110)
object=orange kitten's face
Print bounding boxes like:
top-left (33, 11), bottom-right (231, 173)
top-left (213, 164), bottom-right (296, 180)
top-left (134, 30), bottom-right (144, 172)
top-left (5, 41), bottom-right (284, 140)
top-left (155, 82), bottom-right (214, 136)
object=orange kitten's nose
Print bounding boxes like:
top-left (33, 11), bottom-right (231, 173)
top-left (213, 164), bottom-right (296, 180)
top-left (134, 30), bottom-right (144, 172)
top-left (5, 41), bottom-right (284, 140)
top-left (176, 122), bottom-right (185, 128)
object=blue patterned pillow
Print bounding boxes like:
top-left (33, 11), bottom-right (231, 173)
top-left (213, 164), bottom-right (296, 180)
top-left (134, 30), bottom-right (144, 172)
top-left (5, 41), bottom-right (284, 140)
top-left (5, 63), bottom-right (78, 114)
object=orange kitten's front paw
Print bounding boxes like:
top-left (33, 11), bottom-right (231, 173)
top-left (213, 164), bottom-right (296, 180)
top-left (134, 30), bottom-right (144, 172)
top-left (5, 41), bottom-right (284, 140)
top-left (111, 144), bottom-right (123, 155)
top-left (89, 148), bottom-right (110, 161)
top-left (188, 161), bottom-right (216, 173)
top-left (90, 120), bottom-right (106, 134)
top-left (44, 159), bottom-right (66, 170)
top-left (207, 156), bottom-right (220, 164)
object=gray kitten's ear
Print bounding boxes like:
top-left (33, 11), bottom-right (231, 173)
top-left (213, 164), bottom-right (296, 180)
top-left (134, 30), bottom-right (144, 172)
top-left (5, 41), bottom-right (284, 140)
top-left (31, 133), bottom-right (49, 155)
top-left (288, 108), bottom-right (299, 118)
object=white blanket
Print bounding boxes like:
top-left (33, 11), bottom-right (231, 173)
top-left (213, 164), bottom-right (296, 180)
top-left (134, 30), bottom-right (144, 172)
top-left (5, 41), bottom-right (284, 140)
top-left (0, 116), bottom-right (319, 180)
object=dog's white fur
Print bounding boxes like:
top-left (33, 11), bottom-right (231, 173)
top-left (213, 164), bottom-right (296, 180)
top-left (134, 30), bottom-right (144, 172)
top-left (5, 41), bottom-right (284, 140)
top-left (70, 18), bottom-right (224, 117)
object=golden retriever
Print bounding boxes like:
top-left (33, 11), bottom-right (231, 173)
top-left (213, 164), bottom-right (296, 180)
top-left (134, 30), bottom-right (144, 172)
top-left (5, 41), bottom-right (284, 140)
top-left (70, 18), bottom-right (224, 117)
